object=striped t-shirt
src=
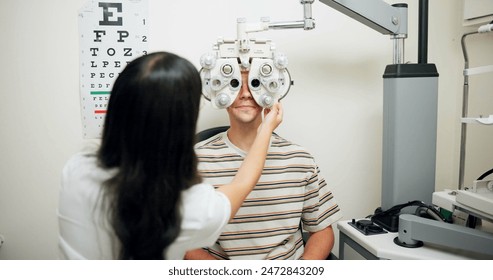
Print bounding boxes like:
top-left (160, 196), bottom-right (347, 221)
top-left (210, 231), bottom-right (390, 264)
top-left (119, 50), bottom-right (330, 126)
top-left (195, 131), bottom-right (343, 260)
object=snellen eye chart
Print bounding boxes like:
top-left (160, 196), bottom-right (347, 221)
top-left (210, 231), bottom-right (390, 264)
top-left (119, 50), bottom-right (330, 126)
top-left (79, 0), bottom-right (148, 139)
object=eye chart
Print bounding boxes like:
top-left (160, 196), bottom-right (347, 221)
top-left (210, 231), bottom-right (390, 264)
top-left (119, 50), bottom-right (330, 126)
top-left (79, 0), bottom-right (148, 139)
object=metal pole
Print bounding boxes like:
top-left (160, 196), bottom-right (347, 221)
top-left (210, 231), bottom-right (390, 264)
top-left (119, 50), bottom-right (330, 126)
top-left (458, 31), bottom-right (478, 189)
top-left (418, 0), bottom-right (428, 64)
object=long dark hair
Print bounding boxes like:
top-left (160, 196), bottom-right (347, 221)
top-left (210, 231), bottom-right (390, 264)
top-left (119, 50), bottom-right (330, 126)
top-left (98, 52), bottom-right (202, 259)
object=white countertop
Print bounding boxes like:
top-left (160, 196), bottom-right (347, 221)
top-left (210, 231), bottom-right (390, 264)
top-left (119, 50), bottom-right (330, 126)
top-left (338, 219), bottom-right (491, 260)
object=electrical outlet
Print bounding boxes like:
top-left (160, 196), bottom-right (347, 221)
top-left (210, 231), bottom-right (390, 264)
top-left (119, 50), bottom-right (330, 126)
top-left (0, 234), bottom-right (4, 248)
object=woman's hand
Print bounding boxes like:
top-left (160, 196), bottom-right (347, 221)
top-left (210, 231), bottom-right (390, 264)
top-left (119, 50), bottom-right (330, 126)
top-left (260, 102), bottom-right (283, 132)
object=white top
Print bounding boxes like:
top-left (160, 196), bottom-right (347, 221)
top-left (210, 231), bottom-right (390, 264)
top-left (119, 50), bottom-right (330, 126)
top-left (58, 151), bottom-right (231, 260)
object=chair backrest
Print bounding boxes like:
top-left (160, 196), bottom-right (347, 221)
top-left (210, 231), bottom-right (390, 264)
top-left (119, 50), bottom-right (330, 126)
top-left (196, 126), bottom-right (230, 143)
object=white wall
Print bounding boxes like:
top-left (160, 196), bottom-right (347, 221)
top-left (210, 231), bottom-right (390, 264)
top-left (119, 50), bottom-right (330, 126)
top-left (0, 0), bottom-right (492, 259)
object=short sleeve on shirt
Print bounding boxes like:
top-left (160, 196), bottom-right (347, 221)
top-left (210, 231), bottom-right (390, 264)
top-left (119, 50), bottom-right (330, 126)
top-left (165, 183), bottom-right (231, 259)
top-left (301, 166), bottom-right (343, 233)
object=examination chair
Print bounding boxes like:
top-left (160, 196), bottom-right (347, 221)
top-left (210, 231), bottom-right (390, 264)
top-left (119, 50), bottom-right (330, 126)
top-left (196, 126), bottom-right (230, 143)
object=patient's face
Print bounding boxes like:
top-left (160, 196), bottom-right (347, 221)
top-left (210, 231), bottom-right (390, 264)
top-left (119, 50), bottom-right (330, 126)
top-left (227, 71), bottom-right (262, 125)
